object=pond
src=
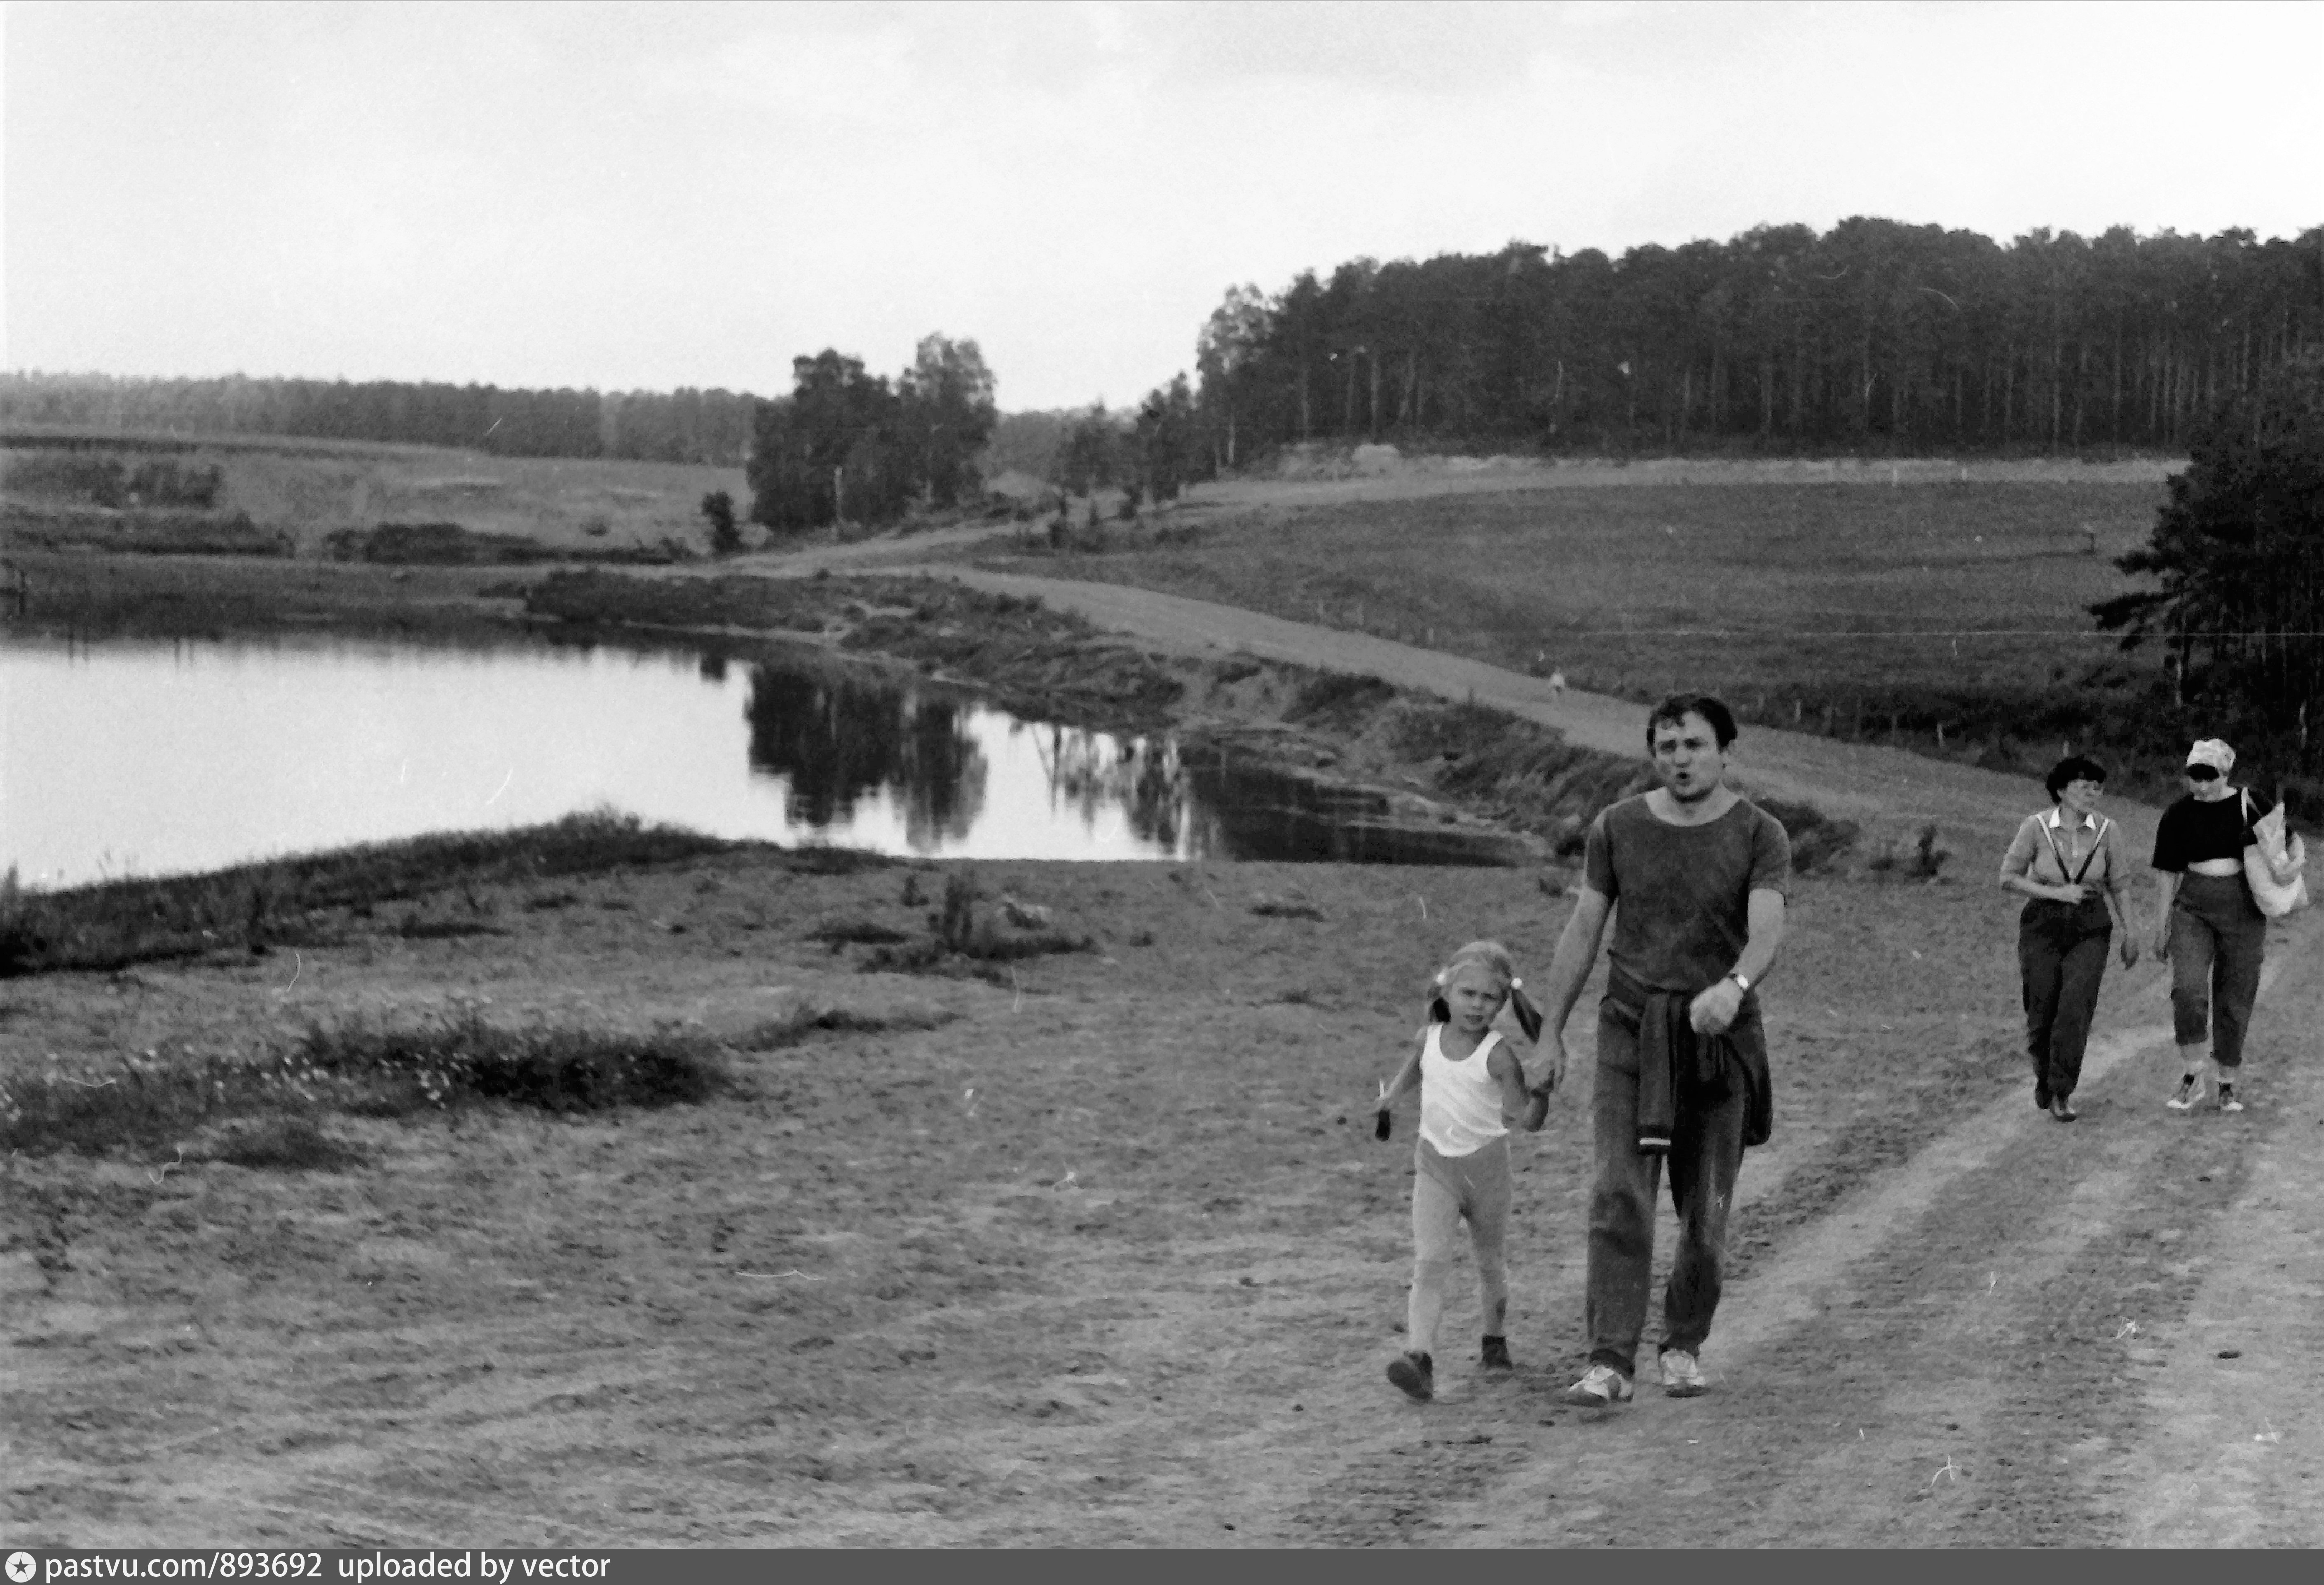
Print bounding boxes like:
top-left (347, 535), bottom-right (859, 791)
top-left (3, 632), bottom-right (1521, 890)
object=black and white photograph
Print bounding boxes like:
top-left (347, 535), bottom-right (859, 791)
top-left (4, 0), bottom-right (2321, 1552)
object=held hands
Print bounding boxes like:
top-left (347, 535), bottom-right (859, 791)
top-left (1688, 977), bottom-right (1744, 1036)
top-left (2051, 882), bottom-right (2091, 905)
top-left (2118, 934), bottom-right (2141, 969)
top-left (1522, 1032), bottom-right (1567, 1132)
top-left (2153, 928), bottom-right (2172, 962)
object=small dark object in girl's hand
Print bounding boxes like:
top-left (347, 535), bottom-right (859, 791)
top-left (1375, 1108), bottom-right (1393, 1141)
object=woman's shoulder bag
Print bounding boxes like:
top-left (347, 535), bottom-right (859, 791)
top-left (2241, 790), bottom-right (2310, 918)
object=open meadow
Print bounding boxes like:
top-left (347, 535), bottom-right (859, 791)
top-left (963, 461), bottom-right (2212, 800)
top-left (3, 428), bottom-right (750, 561)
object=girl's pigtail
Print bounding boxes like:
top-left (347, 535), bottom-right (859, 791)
top-left (1426, 969), bottom-right (1450, 1025)
top-left (1508, 977), bottom-right (1544, 1043)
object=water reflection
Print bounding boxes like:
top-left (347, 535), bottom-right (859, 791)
top-left (744, 670), bottom-right (987, 847)
top-left (2, 632), bottom-right (1527, 889)
top-left (1030, 729), bottom-right (1193, 850)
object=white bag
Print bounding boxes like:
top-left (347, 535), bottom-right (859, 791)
top-left (2242, 794), bottom-right (2310, 918)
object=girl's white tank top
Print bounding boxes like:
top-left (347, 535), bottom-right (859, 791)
top-left (1420, 1024), bottom-right (1507, 1158)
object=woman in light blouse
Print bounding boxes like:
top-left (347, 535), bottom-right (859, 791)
top-left (1998, 755), bottom-right (2137, 1122)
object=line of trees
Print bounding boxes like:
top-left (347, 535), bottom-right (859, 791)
top-left (745, 336), bottom-right (998, 532)
top-left (0, 372), bottom-right (760, 465)
top-left (2095, 349), bottom-right (2324, 764)
top-left (1188, 220), bottom-right (2324, 463)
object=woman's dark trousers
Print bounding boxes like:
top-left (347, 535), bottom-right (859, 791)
top-left (2018, 895), bottom-right (2112, 1100)
top-left (2169, 872), bottom-right (2268, 1069)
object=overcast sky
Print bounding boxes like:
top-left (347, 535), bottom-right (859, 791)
top-left (5, 1), bottom-right (2319, 412)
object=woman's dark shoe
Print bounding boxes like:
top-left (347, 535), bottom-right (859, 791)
top-left (2035, 1082), bottom-right (2052, 1110)
top-left (2050, 1095), bottom-right (2078, 1123)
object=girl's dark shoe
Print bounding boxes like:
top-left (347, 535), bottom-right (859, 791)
top-left (1481, 1335), bottom-right (1513, 1370)
top-left (2050, 1095), bottom-right (2078, 1123)
top-left (1386, 1351), bottom-right (1434, 1401)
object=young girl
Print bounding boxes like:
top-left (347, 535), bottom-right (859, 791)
top-left (1372, 940), bottom-right (1545, 1402)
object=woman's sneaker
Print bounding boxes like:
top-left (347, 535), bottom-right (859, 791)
top-left (2166, 1073), bottom-right (2205, 1111)
top-left (2218, 1083), bottom-right (2243, 1113)
top-left (1386, 1351), bottom-right (1434, 1402)
top-left (1562, 1363), bottom-right (1633, 1407)
top-left (1659, 1348), bottom-right (1708, 1397)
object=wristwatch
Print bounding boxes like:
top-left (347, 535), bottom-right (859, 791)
top-left (1726, 971), bottom-right (1752, 993)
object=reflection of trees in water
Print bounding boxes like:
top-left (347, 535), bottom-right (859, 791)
top-left (743, 667), bottom-right (986, 845)
top-left (1026, 726), bottom-right (1204, 854)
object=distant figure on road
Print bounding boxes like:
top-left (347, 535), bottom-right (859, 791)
top-left (1998, 756), bottom-right (2137, 1123)
top-left (2152, 739), bottom-right (2305, 1114)
top-left (1548, 669), bottom-right (1567, 698)
top-left (1524, 693), bottom-right (1790, 1406)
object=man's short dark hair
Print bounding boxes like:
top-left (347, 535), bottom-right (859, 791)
top-left (1646, 692), bottom-right (1738, 752)
top-left (2044, 754), bottom-right (2108, 802)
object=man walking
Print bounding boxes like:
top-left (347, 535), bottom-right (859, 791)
top-left (1524, 693), bottom-right (1790, 1405)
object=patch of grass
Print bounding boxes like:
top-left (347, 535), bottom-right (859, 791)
top-left (0, 1005), bottom-right (731, 1154)
top-left (295, 1005), bottom-right (726, 1115)
top-left (1751, 796), bottom-right (1865, 875)
top-left (0, 811), bottom-right (747, 978)
top-left (397, 915), bottom-right (508, 941)
top-left (734, 1004), bottom-right (960, 1050)
top-left (858, 873), bottom-right (1094, 976)
top-left (1286, 671), bottom-right (1397, 727)
top-left (809, 919), bottom-right (914, 947)
top-left (204, 1114), bottom-right (364, 1172)
top-left (325, 521), bottom-right (698, 567)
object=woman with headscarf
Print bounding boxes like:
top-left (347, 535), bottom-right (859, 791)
top-left (1999, 755), bottom-right (2137, 1121)
top-left (2151, 738), bottom-right (2305, 1113)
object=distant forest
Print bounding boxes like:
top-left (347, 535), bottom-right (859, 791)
top-left (1187, 219), bottom-right (2323, 463)
top-left (0, 371), bottom-right (759, 465)
top-left (7, 219), bottom-right (2316, 479)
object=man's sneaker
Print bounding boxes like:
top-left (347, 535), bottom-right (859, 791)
top-left (1659, 1348), bottom-right (1708, 1397)
top-left (1480, 1335), bottom-right (1513, 1370)
top-left (2050, 1095), bottom-right (2078, 1123)
top-left (1386, 1351), bottom-right (1434, 1402)
top-left (2218, 1084), bottom-right (2243, 1113)
top-left (1562, 1363), bottom-right (1633, 1407)
top-left (2166, 1073), bottom-right (2205, 1111)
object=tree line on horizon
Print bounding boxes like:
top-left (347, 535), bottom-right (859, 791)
top-left (0, 371), bottom-right (759, 466)
top-left (8, 218), bottom-right (2316, 488)
top-left (1179, 218), bottom-right (2323, 465)
top-left (743, 335), bottom-right (998, 531)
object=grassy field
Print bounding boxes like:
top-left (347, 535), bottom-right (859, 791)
top-left (4, 428), bottom-right (750, 559)
top-left (969, 473), bottom-right (2259, 805)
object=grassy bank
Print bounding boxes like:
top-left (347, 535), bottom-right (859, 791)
top-left (0, 810), bottom-right (767, 977)
top-left (968, 475), bottom-right (2317, 813)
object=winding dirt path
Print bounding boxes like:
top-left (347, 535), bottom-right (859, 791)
top-left (759, 547), bottom-right (2314, 1545)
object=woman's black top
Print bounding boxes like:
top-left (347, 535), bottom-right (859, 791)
top-left (2151, 789), bottom-right (2270, 872)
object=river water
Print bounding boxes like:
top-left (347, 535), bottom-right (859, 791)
top-left (2, 632), bottom-right (1513, 890)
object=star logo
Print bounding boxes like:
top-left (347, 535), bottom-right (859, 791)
top-left (6, 1551), bottom-right (38, 1584)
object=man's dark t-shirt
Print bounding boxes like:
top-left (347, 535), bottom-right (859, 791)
top-left (1582, 795), bottom-right (1792, 994)
top-left (2151, 790), bottom-right (2271, 872)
